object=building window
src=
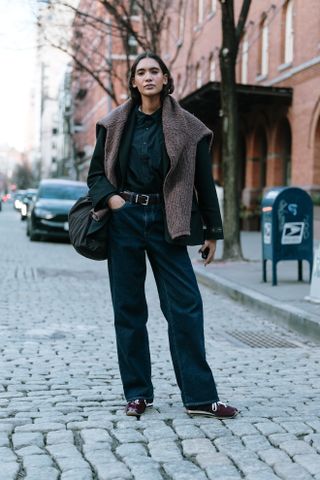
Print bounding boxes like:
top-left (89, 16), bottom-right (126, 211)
top-left (196, 64), bottom-right (202, 88)
top-left (241, 34), bottom-right (249, 84)
top-left (178, 12), bottom-right (184, 43)
top-left (198, 0), bottom-right (204, 24)
top-left (176, 73), bottom-right (182, 95)
top-left (128, 35), bottom-right (138, 55)
top-left (165, 17), bottom-right (171, 52)
top-left (130, 1), bottom-right (139, 16)
top-left (283, 0), bottom-right (294, 64)
top-left (258, 14), bottom-right (268, 77)
top-left (209, 55), bottom-right (216, 81)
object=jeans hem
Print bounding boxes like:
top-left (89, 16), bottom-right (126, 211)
top-left (126, 397), bottom-right (154, 404)
top-left (184, 398), bottom-right (219, 408)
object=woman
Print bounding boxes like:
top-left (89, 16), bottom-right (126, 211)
top-left (87, 52), bottom-right (238, 419)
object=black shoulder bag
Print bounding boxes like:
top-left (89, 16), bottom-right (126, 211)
top-left (68, 196), bottom-right (110, 261)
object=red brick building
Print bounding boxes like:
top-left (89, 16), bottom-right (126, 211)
top-left (166, 0), bottom-right (320, 226)
top-left (72, 0), bottom-right (320, 228)
top-left (71, 0), bottom-right (139, 177)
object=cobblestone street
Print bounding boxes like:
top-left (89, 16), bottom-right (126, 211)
top-left (0, 205), bottom-right (320, 480)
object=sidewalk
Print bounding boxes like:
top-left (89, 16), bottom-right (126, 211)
top-left (190, 217), bottom-right (320, 341)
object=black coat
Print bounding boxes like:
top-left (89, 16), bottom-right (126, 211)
top-left (87, 110), bottom-right (223, 246)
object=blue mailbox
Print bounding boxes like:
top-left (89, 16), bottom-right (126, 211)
top-left (261, 187), bottom-right (313, 286)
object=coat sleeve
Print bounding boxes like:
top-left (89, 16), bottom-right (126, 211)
top-left (194, 136), bottom-right (224, 240)
top-left (87, 126), bottom-right (118, 210)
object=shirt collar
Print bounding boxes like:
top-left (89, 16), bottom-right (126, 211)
top-left (136, 105), bottom-right (162, 124)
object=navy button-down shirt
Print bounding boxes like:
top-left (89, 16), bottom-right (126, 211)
top-left (125, 106), bottom-right (164, 194)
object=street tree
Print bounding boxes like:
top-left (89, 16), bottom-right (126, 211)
top-left (38, 0), bottom-right (190, 105)
top-left (218, 0), bottom-right (251, 260)
top-left (36, 0), bottom-right (204, 179)
top-left (37, 0), bottom-right (202, 104)
top-left (12, 159), bottom-right (35, 190)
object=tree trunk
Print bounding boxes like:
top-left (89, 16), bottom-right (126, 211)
top-left (219, 0), bottom-right (251, 260)
top-left (219, 47), bottom-right (242, 259)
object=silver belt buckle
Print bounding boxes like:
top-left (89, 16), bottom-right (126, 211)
top-left (140, 194), bottom-right (149, 206)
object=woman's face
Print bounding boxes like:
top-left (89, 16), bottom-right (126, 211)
top-left (132, 58), bottom-right (168, 100)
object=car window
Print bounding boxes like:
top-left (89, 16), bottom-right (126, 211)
top-left (38, 185), bottom-right (87, 200)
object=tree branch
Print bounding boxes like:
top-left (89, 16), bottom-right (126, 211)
top-left (235, 0), bottom-right (252, 49)
top-left (43, 34), bottom-right (118, 102)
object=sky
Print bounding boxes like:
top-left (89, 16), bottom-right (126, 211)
top-left (0, 0), bottom-right (38, 152)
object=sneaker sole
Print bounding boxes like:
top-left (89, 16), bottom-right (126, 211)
top-left (186, 408), bottom-right (239, 419)
top-left (126, 410), bottom-right (143, 417)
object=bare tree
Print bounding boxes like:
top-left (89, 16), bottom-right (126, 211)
top-left (12, 159), bottom-right (35, 190)
top-left (37, 0), bottom-right (202, 104)
top-left (37, 0), bottom-right (183, 105)
top-left (218, 0), bottom-right (251, 260)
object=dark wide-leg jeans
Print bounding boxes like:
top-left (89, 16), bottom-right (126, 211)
top-left (107, 201), bottom-right (219, 407)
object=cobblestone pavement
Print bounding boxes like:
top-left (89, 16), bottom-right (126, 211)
top-left (0, 205), bottom-right (320, 480)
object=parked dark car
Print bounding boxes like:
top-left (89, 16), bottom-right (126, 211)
top-left (20, 188), bottom-right (38, 221)
top-left (27, 179), bottom-right (88, 241)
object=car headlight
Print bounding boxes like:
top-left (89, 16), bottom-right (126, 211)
top-left (34, 208), bottom-right (55, 219)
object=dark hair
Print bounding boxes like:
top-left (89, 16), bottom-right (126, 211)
top-left (128, 51), bottom-right (174, 104)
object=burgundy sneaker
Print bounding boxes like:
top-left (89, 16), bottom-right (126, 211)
top-left (186, 401), bottom-right (239, 419)
top-left (125, 399), bottom-right (153, 417)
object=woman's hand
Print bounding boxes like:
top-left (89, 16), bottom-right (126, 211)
top-left (108, 194), bottom-right (126, 210)
top-left (199, 239), bottom-right (217, 266)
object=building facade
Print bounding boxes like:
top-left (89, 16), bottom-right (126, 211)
top-left (36, 0), bottom-right (79, 180)
top-left (165, 0), bottom-right (320, 227)
top-left (70, 0), bottom-right (139, 178)
top-left (70, 0), bottom-right (320, 228)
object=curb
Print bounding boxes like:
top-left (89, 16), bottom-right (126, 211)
top-left (193, 263), bottom-right (320, 342)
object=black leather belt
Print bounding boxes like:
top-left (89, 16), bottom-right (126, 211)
top-left (120, 191), bottom-right (162, 206)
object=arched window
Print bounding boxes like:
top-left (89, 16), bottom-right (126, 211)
top-left (209, 55), bottom-right (216, 81)
top-left (166, 17), bottom-right (171, 52)
top-left (241, 33), bottom-right (249, 84)
top-left (176, 73), bottom-right (182, 96)
top-left (128, 35), bottom-right (138, 56)
top-left (198, 0), bottom-right (204, 24)
top-left (258, 13), bottom-right (268, 77)
top-left (130, 1), bottom-right (140, 16)
top-left (196, 63), bottom-right (202, 88)
top-left (284, 0), bottom-right (294, 63)
top-left (178, 11), bottom-right (184, 43)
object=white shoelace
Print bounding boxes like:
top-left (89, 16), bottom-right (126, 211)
top-left (132, 399), bottom-right (152, 406)
top-left (212, 401), bottom-right (227, 411)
